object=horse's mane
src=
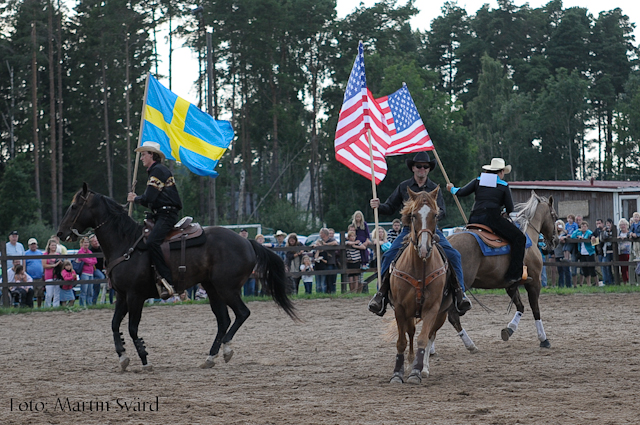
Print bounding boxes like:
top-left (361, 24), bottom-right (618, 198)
top-left (94, 192), bottom-right (143, 238)
top-left (400, 192), bottom-right (438, 228)
top-left (514, 193), bottom-right (548, 232)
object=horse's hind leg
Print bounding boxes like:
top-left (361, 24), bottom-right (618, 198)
top-left (525, 284), bottom-right (551, 348)
top-left (501, 286), bottom-right (526, 342)
top-left (112, 295), bottom-right (130, 371)
top-left (219, 294), bottom-right (251, 362)
top-left (126, 298), bottom-right (152, 371)
top-left (200, 296), bottom-right (233, 369)
top-left (447, 307), bottom-right (478, 353)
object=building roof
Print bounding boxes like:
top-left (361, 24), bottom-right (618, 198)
top-left (510, 180), bottom-right (640, 192)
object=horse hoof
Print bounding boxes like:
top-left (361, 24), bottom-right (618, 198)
top-left (199, 355), bottom-right (216, 369)
top-left (421, 369), bottom-right (430, 378)
top-left (142, 363), bottom-right (153, 372)
top-left (468, 345), bottom-right (479, 354)
top-left (407, 371), bottom-right (422, 385)
top-left (540, 339), bottom-right (551, 348)
top-left (501, 327), bottom-right (514, 341)
top-left (223, 345), bottom-right (234, 363)
top-left (389, 375), bottom-right (404, 384)
top-left (119, 355), bottom-right (130, 371)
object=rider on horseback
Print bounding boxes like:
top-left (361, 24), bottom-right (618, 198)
top-left (446, 158), bottom-right (528, 285)
top-left (127, 141), bottom-right (183, 300)
top-left (368, 151), bottom-right (472, 317)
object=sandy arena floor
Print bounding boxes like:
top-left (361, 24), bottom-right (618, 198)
top-left (1, 292), bottom-right (639, 424)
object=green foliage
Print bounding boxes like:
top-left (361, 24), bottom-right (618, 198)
top-left (0, 155), bottom-right (40, 235)
top-left (260, 199), bottom-right (313, 235)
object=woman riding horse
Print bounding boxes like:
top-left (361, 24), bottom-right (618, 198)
top-left (446, 158), bottom-right (529, 285)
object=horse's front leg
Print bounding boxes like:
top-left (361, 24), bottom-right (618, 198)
top-left (200, 295), bottom-right (232, 369)
top-left (407, 310), bottom-right (438, 385)
top-left (112, 294), bottom-right (129, 371)
top-left (390, 308), bottom-right (409, 384)
top-left (524, 283), bottom-right (551, 348)
top-left (502, 286), bottom-right (526, 342)
top-left (127, 297), bottom-right (152, 371)
top-left (447, 307), bottom-right (479, 353)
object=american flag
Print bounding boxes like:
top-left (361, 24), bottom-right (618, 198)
top-left (378, 85), bottom-right (433, 156)
top-left (334, 42), bottom-right (390, 184)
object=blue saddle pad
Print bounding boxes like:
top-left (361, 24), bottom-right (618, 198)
top-left (460, 231), bottom-right (532, 257)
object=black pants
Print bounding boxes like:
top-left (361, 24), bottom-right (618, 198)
top-left (12, 288), bottom-right (34, 308)
top-left (470, 211), bottom-right (526, 280)
top-left (148, 210), bottom-right (179, 285)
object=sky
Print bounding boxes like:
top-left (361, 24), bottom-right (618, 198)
top-left (159, 0), bottom-right (640, 105)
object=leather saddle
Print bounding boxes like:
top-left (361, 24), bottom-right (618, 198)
top-left (464, 223), bottom-right (509, 248)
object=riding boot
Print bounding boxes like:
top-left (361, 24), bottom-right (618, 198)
top-left (157, 278), bottom-right (175, 300)
top-left (452, 274), bottom-right (472, 315)
top-left (368, 270), bottom-right (391, 316)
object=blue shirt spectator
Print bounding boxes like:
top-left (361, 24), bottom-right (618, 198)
top-left (24, 238), bottom-right (44, 280)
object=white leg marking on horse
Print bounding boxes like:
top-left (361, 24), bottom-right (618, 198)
top-left (422, 338), bottom-right (433, 378)
top-left (535, 319), bottom-right (547, 342)
top-left (223, 343), bottom-right (234, 363)
top-left (429, 341), bottom-right (436, 355)
top-left (199, 354), bottom-right (218, 369)
top-left (458, 329), bottom-right (479, 353)
top-left (508, 311), bottom-right (523, 332)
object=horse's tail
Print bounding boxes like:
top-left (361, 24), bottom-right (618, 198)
top-left (249, 240), bottom-right (298, 321)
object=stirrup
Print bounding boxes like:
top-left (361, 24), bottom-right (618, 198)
top-left (368, 292), bottom-right (387, 317)
top-left (157, 278), bottom-right (175, 300)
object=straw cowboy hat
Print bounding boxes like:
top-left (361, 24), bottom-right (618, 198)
top-left (405, 151), bottom-right (436, 172)
top-left (275, 230), bottom-right (286, 237)
top-left (482, 158), bottom-right (511, 174)
top-left (135, 141), bottom-right (166, 161)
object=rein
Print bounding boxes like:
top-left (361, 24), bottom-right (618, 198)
top-left (105, 231), bottom-right (146, 278)
top-left (69, 192), bottom-right (108, 237)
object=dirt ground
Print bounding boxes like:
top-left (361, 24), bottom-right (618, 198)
top-left (1, 292), bottom-right (639, 425)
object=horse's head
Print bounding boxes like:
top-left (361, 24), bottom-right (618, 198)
top-left (401, 186), bottom-right (440, 259)
top-left (520, 190), bottom-right (559, 250)
top-left (57, 182), bottom-right (99, 242)
top-left (540, 194), bottom-right (559, 250)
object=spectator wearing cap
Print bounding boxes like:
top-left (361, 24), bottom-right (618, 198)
top-left (239, 229), bottom-right (249, 238)
top-left (24, 238), bottom-right (45, 307)
top-left (6, 230), bottom-right (25, 270)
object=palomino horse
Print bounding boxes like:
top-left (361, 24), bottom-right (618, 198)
top-left (447, 191), bottom-right (558, 351)
top-left (57, 184), bottom-right (297, 371)
top-left (389, 187), bottom-right (454, 384)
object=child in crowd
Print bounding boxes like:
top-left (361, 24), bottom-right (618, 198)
top-left (571, 221), bottom-right (596, 286)
top-left (60, 260), bottom-right (77, 307)
top-left (345, 230), bottom-right (366, 293)
top-left (386, 219), bottom-right (402, 243)
top-left (300, 255), bottom-right (314, 295)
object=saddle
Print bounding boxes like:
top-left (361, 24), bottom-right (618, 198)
top-left (143, 216), bottom-right (205, 285)
top-left (464, 224), bottom-right (509, 248)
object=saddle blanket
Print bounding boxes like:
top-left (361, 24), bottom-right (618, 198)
top-left (460, 231), bottom-right (532, 257)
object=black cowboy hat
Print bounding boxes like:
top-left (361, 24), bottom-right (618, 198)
top-left (406, 151), bottom-right (436, 172)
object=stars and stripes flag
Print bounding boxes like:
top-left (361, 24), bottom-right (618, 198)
top-left (334, 43), bottom-right (433, 184)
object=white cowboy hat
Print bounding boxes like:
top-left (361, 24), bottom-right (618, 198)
top-left (135, 141), bottom-right (166, 161)
top-left (482, 158), bottom-right (511, 174)
top-left (275, 230), bottom-right (286, 237)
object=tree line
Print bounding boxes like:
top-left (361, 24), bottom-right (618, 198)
top-left (0, 0), bottom-right (638, 239)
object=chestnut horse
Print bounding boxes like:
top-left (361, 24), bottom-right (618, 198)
top-left (446, 191), bottom-right (558, 351)
top-left (57, 183), bottom-right (297, 371)
top-left (389, 187), bottom-right (455, 384)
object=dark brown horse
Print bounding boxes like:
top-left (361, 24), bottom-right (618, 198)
top-left (389, 187), bottom-right (454, 384)
top-left (446, 191), bottom-right (558, 350)
top-left (57, 183), bottom-right (297, 371)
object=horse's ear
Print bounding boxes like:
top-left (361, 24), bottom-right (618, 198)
top-left (548, 195), bottom-right (554, 209)
top-left (430, 185), bottom-right (440, 198)
top-left (82, 182), bottom-right (88, 195)
top-left (407, 187), bottom-right (418, 200)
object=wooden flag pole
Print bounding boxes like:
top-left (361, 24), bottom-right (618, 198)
top-left (366, 128), bottom-right (382, 289)
top-left (431, 148), bottom-right (468, 225)
top-left (128, 73), bottom-right (151, 217)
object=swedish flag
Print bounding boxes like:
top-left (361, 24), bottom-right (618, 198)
top-left (141, 74), bottom-right (234, 177)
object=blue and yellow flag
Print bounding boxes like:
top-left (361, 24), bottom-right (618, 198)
top-left (141, 74), bottom-right (234, 177)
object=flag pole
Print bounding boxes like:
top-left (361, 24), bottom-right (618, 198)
top-left (366, 128), bottom-right (382, 289)
top-left (431, 148), bottom-right (468, 224)
top-left (128, 72), bottom-right (151, 216)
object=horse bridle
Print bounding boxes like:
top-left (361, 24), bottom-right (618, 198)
top-left (409, 213), bottom-right (435, 260)
top-left (521, 202), bottom-right (558, 246)
top-left (70, 192), bottom-right (108, 238)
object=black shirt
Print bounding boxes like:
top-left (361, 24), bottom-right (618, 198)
top-left (454, 176), bottom-right (514, 216)
top-left (378, 176), bottom-right (445, 220)
top-left (134, 162), bottom-right (182, 211)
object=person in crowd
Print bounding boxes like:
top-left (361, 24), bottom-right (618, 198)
top-left (89, 234), bottom-right (107, 304)
top-left (127, 141), bottom-right (183, 300)
top-left (630, 212), bottom-right (640, 261)
top-left (370, 226), bottom-right (389, 267)
top-left (386, 219), bottom-right (402, 243)
top-left (59, 260), bottom-right (77, 307)
top-left (42, 238), bottom-right (62, 307)
top-left (591, 219), bottom-right (609, 286)
top-left (571, 221), bottom-right (597, 286)
top-left (369, 151), bottom-right (470, 317)
top-left (345, 230), bottom-right (366, 293)
top-left (351, 211), bottom-right (371, 270)
top-left (25, 238), bottom-right (45, 307)
top-left (554, 220), bottom-right (571, 288)
top-left (76, 236), bottom-right (98, 307)
top-left (300, 255), bottom-right (314, 295)
top-left (6, 230), bottom-right (25, 270)
top-left (271, 230), bottom-right (288, 263)
top-left (601, 219), bottom-right (616, 285)
top-left (285, 233), bottom-right (306, 295)
top-left (50, 235), bottom-right (68, 255)
top-left (243, 234), bottom-right (265, 297)
top-left (239, 228), bottom-right (249, 239)
top-left (538, 234), bottom-right (548, 287)
top-left (618, 218), bottom-right (632, 285)
top-left (8, 262), bottom-right (34, 308)
top-left (313, 228), bottom-right (338, 294)
top-left (563, 214), bottom-right (579, 287)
